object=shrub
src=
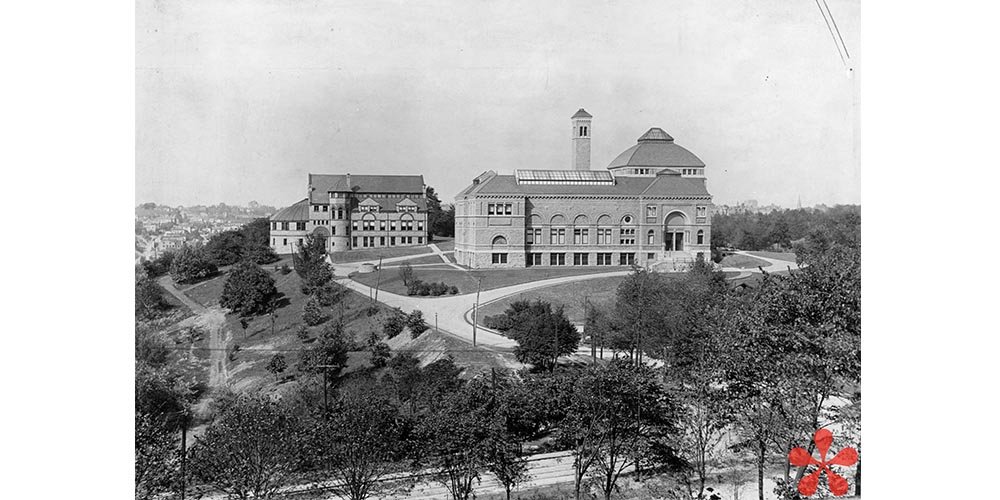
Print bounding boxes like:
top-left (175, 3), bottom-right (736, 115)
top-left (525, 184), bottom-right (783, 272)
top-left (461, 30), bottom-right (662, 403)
top-left (315, 282), bottom-right (345, 307)
top-left (449, 285), bottom-right (459, 295)
top-left (141, 251), bottom-right (175, 278)
top-left (296, 325), bottom-right (310, 342)
top-left (370, 342), bottom-right (391, 368)
top-left (483, 314), bottom-right (513, 331)
top-left (383, 309), bottom-right (407, 339)
top-left (302, 296), bottom-right (327, 326)
top-left (407, 310), bottom-right (428, 338)
top-left (406, 280), bottom-right (454, 296)
top-left (280, 264), bottom-right (292, 275)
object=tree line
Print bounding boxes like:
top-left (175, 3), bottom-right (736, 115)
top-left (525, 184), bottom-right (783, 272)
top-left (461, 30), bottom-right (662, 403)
top-left (710, 205), bottom-right (860, 258)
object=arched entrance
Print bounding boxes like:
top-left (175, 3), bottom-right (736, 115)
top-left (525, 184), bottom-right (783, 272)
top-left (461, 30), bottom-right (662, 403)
top-left (312, 226), bottom-right (331, 251)
top-left (663, 212), bottom-right (687, 252)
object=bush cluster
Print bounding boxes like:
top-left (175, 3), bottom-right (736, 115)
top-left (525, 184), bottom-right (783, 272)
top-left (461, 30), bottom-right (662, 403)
top-left (482, 314), bottom-right (513, 331)
top-left (383, 309), bottom-right (407, 339)
top-left (302, 296), bottom-right (327, 326)
top-left (406, 280), bottom-right (459, 296)
top-left (407, 310), bottom-right (428, 338)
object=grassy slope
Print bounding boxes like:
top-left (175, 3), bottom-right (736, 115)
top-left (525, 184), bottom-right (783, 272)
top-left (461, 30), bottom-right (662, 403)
top-left (747, 250), bottom-right (798, 261)
top-left (720, 253), bottom-right (771, 269)
top-left (327, 245), bottom-right (431, 264)
top-left (351, 265), bottom-right (616, 296)
top-left (475, 276), bottom-right (629, 326)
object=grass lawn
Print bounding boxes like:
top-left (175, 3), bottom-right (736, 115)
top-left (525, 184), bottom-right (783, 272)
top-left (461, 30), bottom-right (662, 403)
top-left (351, 265), bottom-right (620, 296)
top-left (327, 245), bottom-right (432, 264)
top-left (382, 254), bottom-right (448, 266)
top-left (429, 237), bottom-right (455, 251)
top-left (720, 253), bottom-right (771, 269)
top-left (475, 276), bottom-right (628, 326)
top-left (747, 250), bottom-right (797, 262)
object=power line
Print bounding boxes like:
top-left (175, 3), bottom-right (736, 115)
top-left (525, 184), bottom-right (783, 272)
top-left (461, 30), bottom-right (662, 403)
top-left (821, 0), bottom-right (850, 60)
top-left (813, 0), bottom-right (846, 65)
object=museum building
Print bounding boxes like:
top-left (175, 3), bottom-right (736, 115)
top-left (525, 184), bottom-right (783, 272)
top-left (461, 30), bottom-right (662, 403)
top-left (453, 109), bottom-right (713, 269)
top-left (269, 174), bottom-right (429, 254)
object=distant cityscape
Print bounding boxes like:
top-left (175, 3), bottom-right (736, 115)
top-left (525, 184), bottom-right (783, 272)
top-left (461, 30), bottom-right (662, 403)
top-left (134, 202), bottom-right (276, 261)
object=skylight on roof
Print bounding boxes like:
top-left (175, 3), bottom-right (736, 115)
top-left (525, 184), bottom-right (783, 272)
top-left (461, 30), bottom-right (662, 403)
top-left (515, 169), bottom-right (615, 185)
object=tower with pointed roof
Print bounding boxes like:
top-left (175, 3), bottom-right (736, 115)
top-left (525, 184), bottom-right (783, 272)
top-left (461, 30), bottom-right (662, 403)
top-left (571, 108), bottom-right (592, 171)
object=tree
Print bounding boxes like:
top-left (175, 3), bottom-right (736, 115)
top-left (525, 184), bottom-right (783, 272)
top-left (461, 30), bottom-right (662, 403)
top-left (398, 262), bottom-right (415, 288)
top-left (220, 261), bottom-right (278, 316)
top-left (293, 233), bottom-right (328, 279)
top-left (556, 361), bottom-right (683, 500)
top-left (302, 262), bottom-right (334, 296)
top-left (168, 245), bottom-right (218, 284)
top-left (407, 310), bottom-right (428, 338)
top-left (501, 300), bottom-right (579, 372)
top-left (370, 341), bottom-right (391, 368)
top-left (383, 308), bottom-right (407, 339)
top-left (135, 265), bottom-right (169, 320)
top-left (425, 186), bottom-right (455, 239)
top-left (302, 295), bottom-right (327, 326)
top-left (267, 354), bottom-right (287, 380)
top-left (313, 379), bottom-right (407, 500)
top-left (135, 411), bottom-right (178, 500)
top-left (188, 393), bottom-right (304, 499)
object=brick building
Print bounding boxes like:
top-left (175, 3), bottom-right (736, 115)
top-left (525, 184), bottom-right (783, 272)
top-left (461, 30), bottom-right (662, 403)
top-left (454, 109), bottom-right (713, 269)
top-left (270, 174), bottom-right (429, 255)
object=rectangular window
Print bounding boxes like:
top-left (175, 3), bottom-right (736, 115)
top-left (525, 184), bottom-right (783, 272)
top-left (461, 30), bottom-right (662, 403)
top-left (282, 238), bottom-right (287, 246)
top-left (390, 237), bottom-right (395, 246)
top-left (582, 229), bottom-right (589, 244)
top-left (619, 253), bottom-right (635, 266)
top-left (352, 221), bottom-right (358, 231)
top-left (352, 237), bottom-right (357, 247)
top-left (526, 229), bottom-right (534, 244)
top-left (322, 205), bottom-right (328, 212)
top-left (296, 222), bottom-right (306, 231)
top-left (337, 208), bottom-right (343, 219)
top-left (418, 221), bottom-right (424, 231)
top-left (418, 237), bottom-right (423, 244)
top-left (313, 205), bottom-right (319, 212)
top-left (504, 203), bottom-right (512, 215)
top-left (488, 204), bottom-right (496, 215)
top-left (281, 222), bottom-right (289, 231)
top-left (549, 253), bottom-right (566, 266)
top-left (646, 205), bottom-right (656, 221)
top-left (492, 253), bottom-right (508, 264)
top-left (526, 253), bottom-right (542, 266)
top-left (647, 252), bottom-right (655, 260)
top-left (331, 227), bottom-right (336, 235)
top-left (380, 236), bottom-right (385, 246)
top-left (298, 238), bottom-right (303, 247)
top-left (558, 229), bottom-right (565, 244)
top-left (390, 221), bottom-right (396, 231)
top-left (619, 228), bottom-right (636, 245)
top-left (573, 253), bottom-right (589, 265)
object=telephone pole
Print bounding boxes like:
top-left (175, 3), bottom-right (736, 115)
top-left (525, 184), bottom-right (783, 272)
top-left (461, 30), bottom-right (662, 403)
top-left (472, 277), bottom-right (482, 346)
top-left (373, 256), bottom-right (383, 304)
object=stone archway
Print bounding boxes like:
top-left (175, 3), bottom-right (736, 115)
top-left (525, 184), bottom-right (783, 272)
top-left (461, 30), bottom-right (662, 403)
top-left (312, 226), bottom-right (331, 251)
top-left (663, 211), bottom-right (687, 252)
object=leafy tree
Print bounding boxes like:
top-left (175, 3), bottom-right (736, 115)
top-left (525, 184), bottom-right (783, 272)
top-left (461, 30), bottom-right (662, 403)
top-left (407, 310), bottom-right (428, 338)
top-left (220, 261), bottom-right (278, 316)
top-left (188, 393), bottom-right (304, 499)
top-left (168, 245), bottom-right (218, 284)
top-left (370, 341), bottom-right (391, 368)
top-left (267, 354), bottom-right (287, 380)
top-left (302, 262), bottom-right (334, 296)
top-left (500, 300), bottom-right (579, 372)
top-left (383, 308), bottom-right (407, 339)
top-left (141, 251), bottom-right (175, 278)
top-left (135, 265), bottom-right (169, 320)
top-left (135, 325), bottom-right (170, 368)
top-left (293, 233), bottom-right (328, 279)
top-left (302, 295), bottom-right (327, 326)
top-left (425, 186), bottom-right (455, 239)
top-left (205, 218), bottom-right (279, 266)
top-left (135, 411), bottom-right (178, 500)
top-left (556, 360), bottom-right (682, 500)
top-left (312, 379), bottom-right (407, 500)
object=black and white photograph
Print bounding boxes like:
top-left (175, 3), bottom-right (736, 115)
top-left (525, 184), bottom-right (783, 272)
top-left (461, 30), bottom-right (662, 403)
top-left (129, 1), bottom-right (863, 499)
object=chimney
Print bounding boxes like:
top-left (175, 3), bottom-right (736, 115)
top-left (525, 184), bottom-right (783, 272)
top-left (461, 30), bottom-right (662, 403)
top-left (571, 108), bottom-right (592, 170)
top-left (346, 173), bottom-right (351, 189)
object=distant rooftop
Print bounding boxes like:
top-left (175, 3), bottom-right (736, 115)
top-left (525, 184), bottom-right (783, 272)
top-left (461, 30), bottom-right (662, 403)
top-left (571, 108), bottom-right (593, 119)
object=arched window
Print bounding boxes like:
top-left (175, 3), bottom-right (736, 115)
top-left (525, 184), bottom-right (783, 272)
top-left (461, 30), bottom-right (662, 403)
top-left (697, 230), bottom-right (705, 245)
top-left (492, 235), bottom-right (507, 247)
top-left (619, 215), bottom-right (636, 245)
top-left (573, 215), bottom-right (590, 245)
top-left (647, 230), bottom-right (655, 245)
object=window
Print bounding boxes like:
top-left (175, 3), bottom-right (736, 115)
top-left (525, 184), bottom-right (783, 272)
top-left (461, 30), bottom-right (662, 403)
top-left (352, 221), bottom-right (358, 231)
top-left (271, 238), bottom-right (275, 246)
top-left (313, 205), bottom-right (319, 212)
top-left (596, 252), bottom-right (613, 265)
top-left (380, 220), bottom-right (387, 230)
top-left (331, 227), bottom-right (336, 235)
top-left (390, 237), bottom-right (395, 246)
top-left (597, 228), bottom-right (612, 245)
top-left (619, 253), bottom-right (635, 266)
top-left (417, 221), bottom-right (424, 231)
top-left (647, 252), bottom-right (655, 260)
top-left (573, 228), bottom-right (590, 245)
top-left (352, 237), bottom-right (357, 247)
top-left (271, 222), bottom-right (277, 230)
top-left (647, 230), bottom-right (655, 245)
top-left (337, 208), bottom-right (344, 219)
top-left (697, 230), bottom-right (705, 245)
top-left (527, 253), bottom-right (542, 266)
top-left (390, 221), bottom-right (396, 231)
top-left (549, 228), bottom-right (566, 244)
top-left (488, 204), bottom-right (495, 215)
top-left (573, 253), bottom-right (589, 265)
top-left (549, 253), bottom-right (566, 266)
top-left (401, 219), bottom-right (414, 231)
top-left (696, 206), bottom-right (707, 223)
top-left (487, 203), bottom-right (512, 215)
top-left (492, 253), bottom-right (508, 264)
top-left (322, 205), bottom-right (328, 212)
top-left (646, 205), bottom-right (657, 221)
top-left (298, 238), bottom-right (303, 247)
top-left (281, 222), bottom-right (289, 231)
top-left (283, 238), bottom-right (287, 246)
top-left (492, 235), bottom-right (508, 246)
top-left (619, 228), bottom-right (636, 245)
top-left (418, 237), bottom-right (423, 244)
top-left (526, 228), bottom-right (536, 244)
top-left (296, 222), bottom-right (306, 231)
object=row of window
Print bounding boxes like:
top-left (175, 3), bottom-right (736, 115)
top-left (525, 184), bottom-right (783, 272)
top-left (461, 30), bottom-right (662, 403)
top-left (487, 203), bottom-right (513, 216)
top-left (354, 236), bottom-right (422, 248)
top-left (681, 169), bottom-right (704, 175)
top-left (351, 220), bottom-right (423, 232)
top-left (310, 206), bottom-right (347, 219)
top-left (358, 203), bottom-right (417, 213)
top-left (505, 252), bottom-right (637, 266)
top-left (523, 228), bottom-right (705, 245)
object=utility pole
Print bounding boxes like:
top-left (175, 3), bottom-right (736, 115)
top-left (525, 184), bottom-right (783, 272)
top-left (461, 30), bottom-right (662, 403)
top-left (472, 277), bottom-right (482, 346)
top-left (179, 409), bottom-right (189, 500)
top-left (373, 256), bottom-right (383, 305)
top-left (435, 312), bottom-right (439, 333)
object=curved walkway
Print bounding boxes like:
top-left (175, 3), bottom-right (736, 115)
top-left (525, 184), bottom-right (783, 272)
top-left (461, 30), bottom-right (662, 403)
top-left (720, 251), bottom-right (800, 277)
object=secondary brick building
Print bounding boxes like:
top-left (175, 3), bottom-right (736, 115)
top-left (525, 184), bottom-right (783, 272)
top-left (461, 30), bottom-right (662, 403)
top-left (270, 174), bottom-right (429, 254)
top-left (454, 109), bottom-right (713, 269)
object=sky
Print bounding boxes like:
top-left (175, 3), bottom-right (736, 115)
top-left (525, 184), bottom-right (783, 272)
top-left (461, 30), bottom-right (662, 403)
top-left (136, 0), bottom-right (860, 208)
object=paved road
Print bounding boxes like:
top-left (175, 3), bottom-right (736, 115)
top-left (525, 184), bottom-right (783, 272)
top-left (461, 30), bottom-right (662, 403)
top-left (720, 251), bottom-right (800, 275)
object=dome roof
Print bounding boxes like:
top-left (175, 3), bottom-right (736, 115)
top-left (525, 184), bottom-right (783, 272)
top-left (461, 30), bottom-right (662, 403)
top-left (271, 198), bottom-right (310, 222)
top-left (608, 128), bottom-right (705, 169)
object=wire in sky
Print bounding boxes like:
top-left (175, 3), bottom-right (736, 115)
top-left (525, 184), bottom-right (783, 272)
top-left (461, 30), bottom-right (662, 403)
top-left (814, 0), bottom-right (847, 66)
top-left (821, 0), bottom-right (851, 60)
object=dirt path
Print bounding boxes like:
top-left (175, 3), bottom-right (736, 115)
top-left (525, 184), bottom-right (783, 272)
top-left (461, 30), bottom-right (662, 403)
top-left (158, 276), bottom-right (231, 388)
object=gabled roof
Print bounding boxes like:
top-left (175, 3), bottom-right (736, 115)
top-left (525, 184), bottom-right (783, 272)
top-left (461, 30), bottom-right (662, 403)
top-left (359, 197), bottom-right (381, 206)
top-left (396, 197), bottom-right (418, 206)
top-left (270, 199), bottom-right (310, 221)
top-left (571, 108), bottom-right (593, 119)
top-left (308, 174), bottom-right (424, 203)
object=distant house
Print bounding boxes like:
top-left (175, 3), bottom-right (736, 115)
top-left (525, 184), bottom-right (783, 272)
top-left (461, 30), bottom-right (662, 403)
top-left (270, 174), bottom-right (429, 255)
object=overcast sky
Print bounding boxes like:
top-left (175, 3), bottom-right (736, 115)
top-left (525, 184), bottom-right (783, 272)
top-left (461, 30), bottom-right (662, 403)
top-left (136, 0), bottom-right (859, 208)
